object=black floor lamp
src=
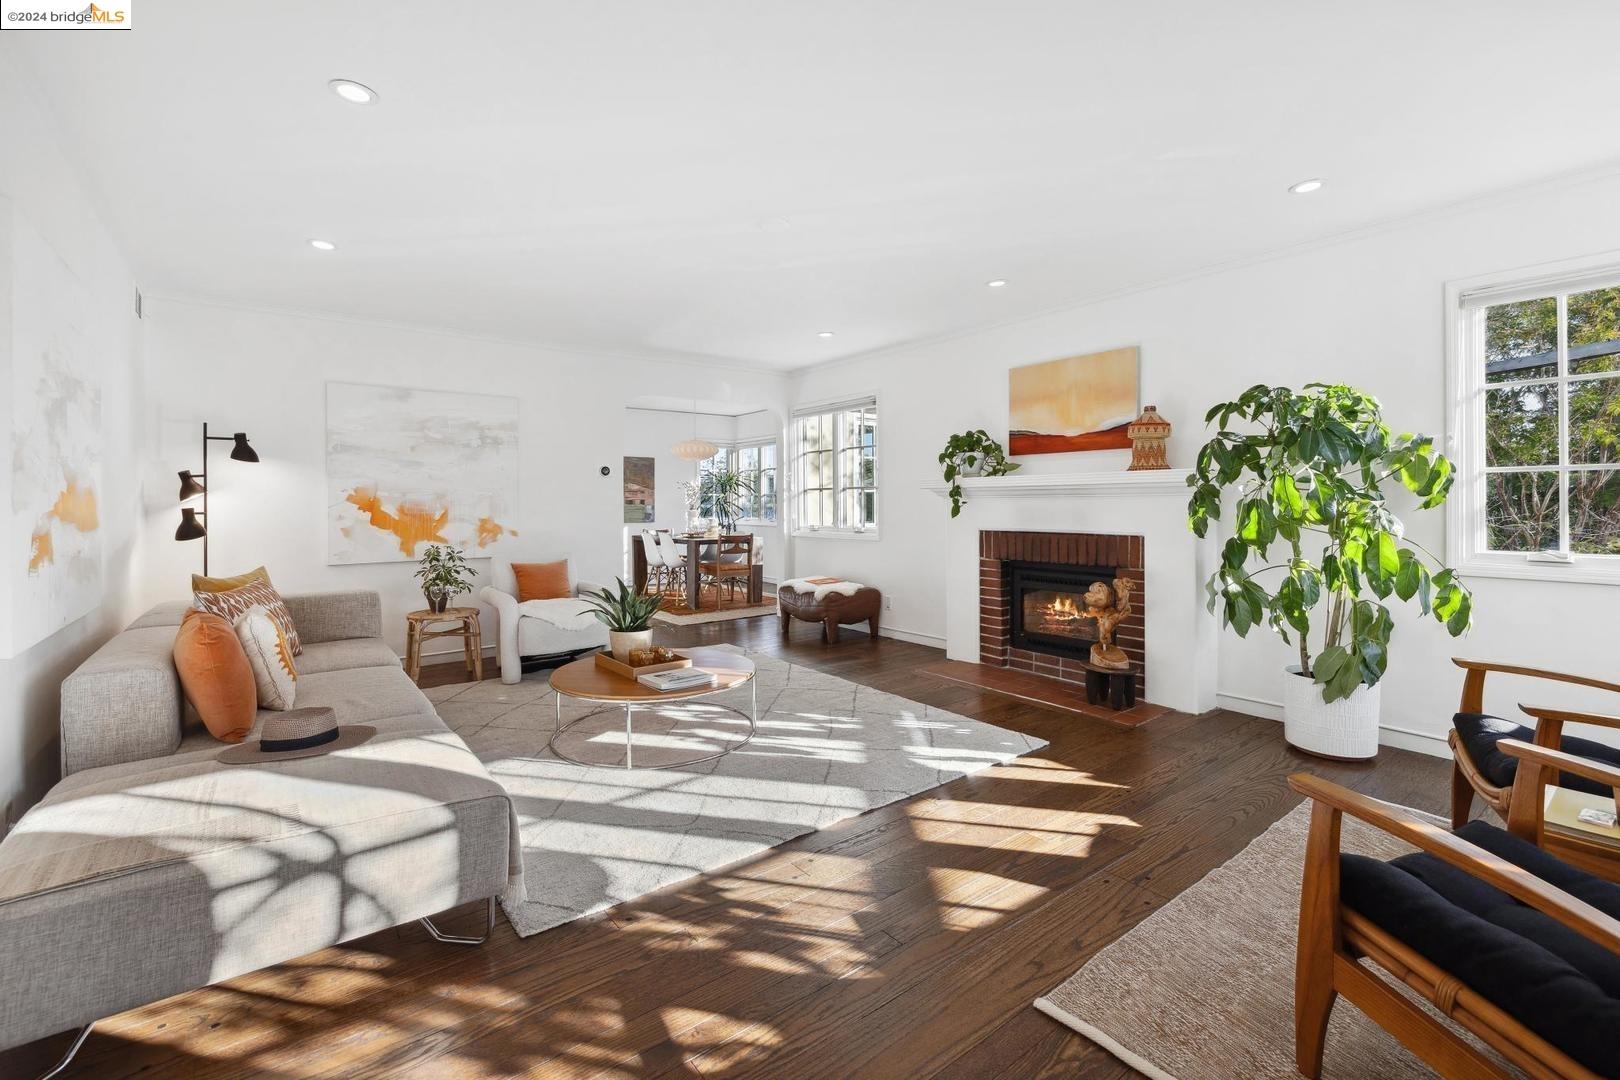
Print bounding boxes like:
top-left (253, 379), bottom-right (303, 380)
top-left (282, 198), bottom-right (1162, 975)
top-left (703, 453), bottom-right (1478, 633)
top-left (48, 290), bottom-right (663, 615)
top-left (175, 422), bottom-right (259, 576)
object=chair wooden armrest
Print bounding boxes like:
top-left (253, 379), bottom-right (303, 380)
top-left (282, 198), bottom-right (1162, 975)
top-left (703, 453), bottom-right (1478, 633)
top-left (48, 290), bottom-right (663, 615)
top-left (1500, 738), bottom-right (1620, 793)
top-left (1520, 704), bottom-right (1620, 733)
top-left (1289, 773), bottom-right (1620, 952)
top-left (1453, 658), bottom-right (1620, 713)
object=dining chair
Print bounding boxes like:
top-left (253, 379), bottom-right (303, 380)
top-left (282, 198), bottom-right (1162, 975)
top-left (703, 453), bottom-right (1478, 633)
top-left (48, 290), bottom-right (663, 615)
top-left (699, 534), bottom-right (754, 603)
top-left (656, 531), bottom-right (687, 599)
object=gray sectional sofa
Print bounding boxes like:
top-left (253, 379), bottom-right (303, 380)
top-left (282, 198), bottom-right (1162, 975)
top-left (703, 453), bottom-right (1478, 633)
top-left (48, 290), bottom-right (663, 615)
top-left (0, 591), bottom-right (522, 1060)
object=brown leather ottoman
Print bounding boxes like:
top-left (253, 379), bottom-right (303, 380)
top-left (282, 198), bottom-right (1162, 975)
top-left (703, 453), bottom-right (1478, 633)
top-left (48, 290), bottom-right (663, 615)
top-left (778, 583), bottom-right (881, 644)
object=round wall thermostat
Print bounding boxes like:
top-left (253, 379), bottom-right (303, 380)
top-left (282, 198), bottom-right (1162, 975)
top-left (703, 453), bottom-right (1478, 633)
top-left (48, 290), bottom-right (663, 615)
top-left (600, 465), bottom-right (611, 476)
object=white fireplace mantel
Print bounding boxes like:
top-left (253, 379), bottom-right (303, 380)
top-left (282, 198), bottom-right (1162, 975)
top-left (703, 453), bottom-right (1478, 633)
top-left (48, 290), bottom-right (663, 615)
top-left (929, 468), bottom-right (1220, 715)
top-left (923, 469), bottom-right (1193, 500)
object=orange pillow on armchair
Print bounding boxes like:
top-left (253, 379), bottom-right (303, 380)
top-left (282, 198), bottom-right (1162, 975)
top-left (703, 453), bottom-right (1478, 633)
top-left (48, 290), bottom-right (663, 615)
top-left (173, 608), bottom-right (257, 743)
top-left (513, 559), bottom-right (571, 601)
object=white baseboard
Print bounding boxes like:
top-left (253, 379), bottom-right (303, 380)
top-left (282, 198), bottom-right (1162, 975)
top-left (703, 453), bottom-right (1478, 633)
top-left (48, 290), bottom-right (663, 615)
top-left (878, 625), bottom-right (946, 648)
top-left (1216, 690), bottom-right (1450, 759)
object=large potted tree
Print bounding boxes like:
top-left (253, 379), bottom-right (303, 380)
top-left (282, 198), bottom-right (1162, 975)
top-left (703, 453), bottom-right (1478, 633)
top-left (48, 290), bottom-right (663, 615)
top-left (1186, 384), bottom-right (1474, 759)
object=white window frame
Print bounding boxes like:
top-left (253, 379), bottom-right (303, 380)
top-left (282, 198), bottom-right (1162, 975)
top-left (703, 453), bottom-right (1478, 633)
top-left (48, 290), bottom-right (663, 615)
top-left (735, 437), bottom-right (778, 526)
top-left (698, 440), bottom-right (780, 525)
top-left (790, 394), bottom-right (881, 540)
top-left (1445, 251), bottom-right (1620, 585)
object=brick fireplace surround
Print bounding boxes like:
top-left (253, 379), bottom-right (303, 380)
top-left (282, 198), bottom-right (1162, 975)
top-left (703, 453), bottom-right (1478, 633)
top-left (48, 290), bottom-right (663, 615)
top-left (979, 530), bottom-right (1147, 698)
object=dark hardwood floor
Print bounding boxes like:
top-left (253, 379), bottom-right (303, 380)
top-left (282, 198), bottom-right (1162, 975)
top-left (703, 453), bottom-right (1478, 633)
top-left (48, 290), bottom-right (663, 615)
top-left (7, 617), bottom-right (1450, 1078)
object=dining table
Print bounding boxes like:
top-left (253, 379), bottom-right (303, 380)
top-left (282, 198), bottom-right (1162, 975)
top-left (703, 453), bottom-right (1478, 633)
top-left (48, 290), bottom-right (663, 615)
top-left (664, 533), bottom-right (766, 611)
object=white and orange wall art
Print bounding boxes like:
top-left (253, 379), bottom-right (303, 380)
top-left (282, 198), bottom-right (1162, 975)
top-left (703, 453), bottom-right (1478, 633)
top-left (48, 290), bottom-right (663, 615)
top-left (325, 382), bottom-right (519, 565)
top-left (5, 211), bottom-right (103, 658)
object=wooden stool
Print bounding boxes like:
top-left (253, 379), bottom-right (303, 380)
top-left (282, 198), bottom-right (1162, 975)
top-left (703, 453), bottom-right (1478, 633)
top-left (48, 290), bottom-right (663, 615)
top-left (1082, 660), bottom-right (1137, 711)
top-left (405, 607), bottom-right (482, 684)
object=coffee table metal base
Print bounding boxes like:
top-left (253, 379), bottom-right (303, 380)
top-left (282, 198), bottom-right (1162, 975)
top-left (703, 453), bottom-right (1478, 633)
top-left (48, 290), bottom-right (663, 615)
top-left (550, 681), bottom-right (758, 770)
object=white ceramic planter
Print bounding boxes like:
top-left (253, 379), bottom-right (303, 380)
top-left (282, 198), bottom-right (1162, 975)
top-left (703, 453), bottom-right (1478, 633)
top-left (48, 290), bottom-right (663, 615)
top-left (1281, 666), bottom-right (1381, 761)
top-left (608, 629), bottom-right (654, 662)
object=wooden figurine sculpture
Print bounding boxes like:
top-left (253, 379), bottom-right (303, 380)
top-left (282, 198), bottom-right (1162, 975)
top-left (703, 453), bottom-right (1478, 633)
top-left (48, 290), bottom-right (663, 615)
top-left (1126, 405), bottom-right (1172, 471)
top-left (1084, 577), bottom-right (1135, 670)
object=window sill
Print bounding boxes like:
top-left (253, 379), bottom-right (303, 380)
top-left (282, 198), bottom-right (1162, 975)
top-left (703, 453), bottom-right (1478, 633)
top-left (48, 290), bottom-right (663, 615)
top-left (792, 529), bottom-right (882, 542)
top-left (737, 519), bottom-right (777, 528)
top-left (1455, 554), bottom-right (1620, 587)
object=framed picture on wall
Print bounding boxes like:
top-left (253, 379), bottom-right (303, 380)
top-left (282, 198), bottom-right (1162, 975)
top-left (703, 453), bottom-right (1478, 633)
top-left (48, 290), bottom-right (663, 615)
top-left (1008, 346), bottom-right (1139, 455)
top-left (623, 455), bottom-right (655, 522)
top-left (325, 381), bottom-right (520, 564)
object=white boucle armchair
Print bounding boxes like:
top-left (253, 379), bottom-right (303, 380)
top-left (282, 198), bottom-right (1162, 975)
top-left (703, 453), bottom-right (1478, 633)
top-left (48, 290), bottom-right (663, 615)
top-left (480, 563), bottom-right (609, 684)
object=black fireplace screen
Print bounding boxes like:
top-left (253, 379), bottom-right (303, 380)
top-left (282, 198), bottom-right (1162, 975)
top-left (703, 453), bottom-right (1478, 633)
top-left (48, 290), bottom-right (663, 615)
top-left (1008, 561), bottom-right (1114, 660)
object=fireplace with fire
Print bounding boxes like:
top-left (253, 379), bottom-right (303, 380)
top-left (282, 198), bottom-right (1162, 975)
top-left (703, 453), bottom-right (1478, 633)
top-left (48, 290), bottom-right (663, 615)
top-left (1008, 560), bottom-right (1115, 662)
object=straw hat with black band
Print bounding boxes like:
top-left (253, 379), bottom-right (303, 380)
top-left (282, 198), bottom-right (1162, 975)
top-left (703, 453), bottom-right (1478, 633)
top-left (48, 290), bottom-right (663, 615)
top-left (218, 707), bottom-right (375, 764)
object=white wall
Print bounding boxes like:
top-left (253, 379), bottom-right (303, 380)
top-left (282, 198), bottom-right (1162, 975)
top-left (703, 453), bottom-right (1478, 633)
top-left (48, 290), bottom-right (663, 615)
top-left (0, 53), bottom-right (146, 819)
top-left (138, 298), bottom-right (788, 662)
top-left (791, 169), bottom-right (1620, 754)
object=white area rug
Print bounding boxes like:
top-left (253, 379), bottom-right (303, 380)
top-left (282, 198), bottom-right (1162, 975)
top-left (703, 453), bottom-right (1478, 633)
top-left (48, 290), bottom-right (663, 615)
top-left (426, 646), bottom-right (1047, 937)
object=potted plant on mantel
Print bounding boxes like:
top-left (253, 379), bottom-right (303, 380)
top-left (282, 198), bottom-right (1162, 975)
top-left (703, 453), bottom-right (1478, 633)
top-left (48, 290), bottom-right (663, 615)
top-left (1186, 384), bottom-right (1474, 760)
top-left (583, 578), bottom-right (664, 661)
top-left (414, 544), bottom-right (477, 614)
top-left (938, 429), bottom-right (1021, 517)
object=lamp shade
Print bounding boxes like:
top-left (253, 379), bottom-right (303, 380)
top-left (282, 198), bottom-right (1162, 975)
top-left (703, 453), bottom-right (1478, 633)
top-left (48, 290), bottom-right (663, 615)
top-left (672, 438), bottom-right (720, 461)
top-left (175, 507), bottom-right (207, 541)
top-left (230, 433), bottom-right (258, 463)
top-left (178, 470), bottom-right (206, 501)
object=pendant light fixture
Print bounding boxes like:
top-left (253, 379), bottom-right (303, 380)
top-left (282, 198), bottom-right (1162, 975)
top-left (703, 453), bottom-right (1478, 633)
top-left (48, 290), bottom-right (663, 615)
top-left (671, 396), bottom-right (719, 461)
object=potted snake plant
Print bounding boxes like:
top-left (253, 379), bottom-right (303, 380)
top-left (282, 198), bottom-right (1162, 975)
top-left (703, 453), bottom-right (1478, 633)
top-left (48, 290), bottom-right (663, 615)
top-left (583, 577), bottom-right (664, 661)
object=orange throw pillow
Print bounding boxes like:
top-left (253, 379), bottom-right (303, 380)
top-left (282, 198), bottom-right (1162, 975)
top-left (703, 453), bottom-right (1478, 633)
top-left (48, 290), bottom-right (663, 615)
top-left (173, 609), bottom-right (257, 743)
top-left (513, 560), bottom-right (571, 601)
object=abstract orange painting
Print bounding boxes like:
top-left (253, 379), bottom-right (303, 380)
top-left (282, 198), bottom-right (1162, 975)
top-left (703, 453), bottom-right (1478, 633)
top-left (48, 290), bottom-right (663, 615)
top-left (326, 382), bottom-right (520, 564)
top-left (1008, 346), bottom-right (1139, 455)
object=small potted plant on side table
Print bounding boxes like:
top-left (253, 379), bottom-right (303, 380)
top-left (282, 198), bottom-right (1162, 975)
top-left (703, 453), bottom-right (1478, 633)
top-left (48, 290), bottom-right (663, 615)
top-left (1187, 383), bottom-right (1473, 760)
top-left (583, 577), bottom-right (664, 661)
top-left (414, 544), bottom-right (476, 614)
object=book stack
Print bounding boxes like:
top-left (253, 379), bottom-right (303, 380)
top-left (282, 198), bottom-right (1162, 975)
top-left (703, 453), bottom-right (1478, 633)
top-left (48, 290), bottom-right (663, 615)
top-left (638, 668), bottom-right (718, 693)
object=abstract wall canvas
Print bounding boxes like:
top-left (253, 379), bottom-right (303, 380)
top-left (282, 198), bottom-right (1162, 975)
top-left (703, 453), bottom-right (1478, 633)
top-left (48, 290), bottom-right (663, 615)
top-left (326, 382), bottom-right (519, 565)
top-left (6, 213), bottom-right (103, 658)
top-left (623, 456), bottom-right (654, 523)
top-left (1008, 346), bottom-right (1139, 455)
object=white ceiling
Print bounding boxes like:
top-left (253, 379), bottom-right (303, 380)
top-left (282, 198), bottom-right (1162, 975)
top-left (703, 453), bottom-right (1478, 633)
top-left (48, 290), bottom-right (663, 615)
top-left (15, 1), bottom-right (1620, 371)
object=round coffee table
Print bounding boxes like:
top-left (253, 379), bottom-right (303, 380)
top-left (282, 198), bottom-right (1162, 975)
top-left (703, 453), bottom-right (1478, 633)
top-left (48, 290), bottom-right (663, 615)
top-left (547, 648), bottom-right (757, 769)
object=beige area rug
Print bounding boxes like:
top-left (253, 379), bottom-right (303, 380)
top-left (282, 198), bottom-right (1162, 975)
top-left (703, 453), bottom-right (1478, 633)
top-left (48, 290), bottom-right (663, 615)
top-left (652, 591), bottom-right (777, 625)
top-left (1035, 801), bottom-right (1509, 1079)
top-left (426, 646), bottom-right (1046, 936)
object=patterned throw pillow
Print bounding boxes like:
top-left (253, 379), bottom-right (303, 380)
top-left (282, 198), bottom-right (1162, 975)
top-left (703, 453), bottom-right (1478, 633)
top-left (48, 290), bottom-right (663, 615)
top-left (234, 605), bottom-right (298, 710)
top-left (194, 577), bottom-right (302, 655)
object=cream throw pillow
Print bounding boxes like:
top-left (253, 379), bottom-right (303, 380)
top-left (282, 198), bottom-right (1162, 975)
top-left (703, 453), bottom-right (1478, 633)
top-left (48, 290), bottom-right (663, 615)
top-left (234, 605), bottom-right (298, 710)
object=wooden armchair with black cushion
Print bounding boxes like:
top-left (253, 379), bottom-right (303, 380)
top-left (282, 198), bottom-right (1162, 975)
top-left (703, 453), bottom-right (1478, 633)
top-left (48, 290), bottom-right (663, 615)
top-left (1449, 659), bottom-right (1620, 838)
top-left (1291, 754), bottom-right (1620, 1079)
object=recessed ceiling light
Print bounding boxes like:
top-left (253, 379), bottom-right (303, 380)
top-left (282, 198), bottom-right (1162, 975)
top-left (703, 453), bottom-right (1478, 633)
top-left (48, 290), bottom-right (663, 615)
top-left (1288, 178), bottom-right (1326, 195)
top-left (986, 279), bottom-right (1008, 288)
top-left (308, 238), bottom-right (337, 251)
top-left (328, 79), bottom-right (378, 105)
top-left (817, 331), bottom-right (835, 338)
